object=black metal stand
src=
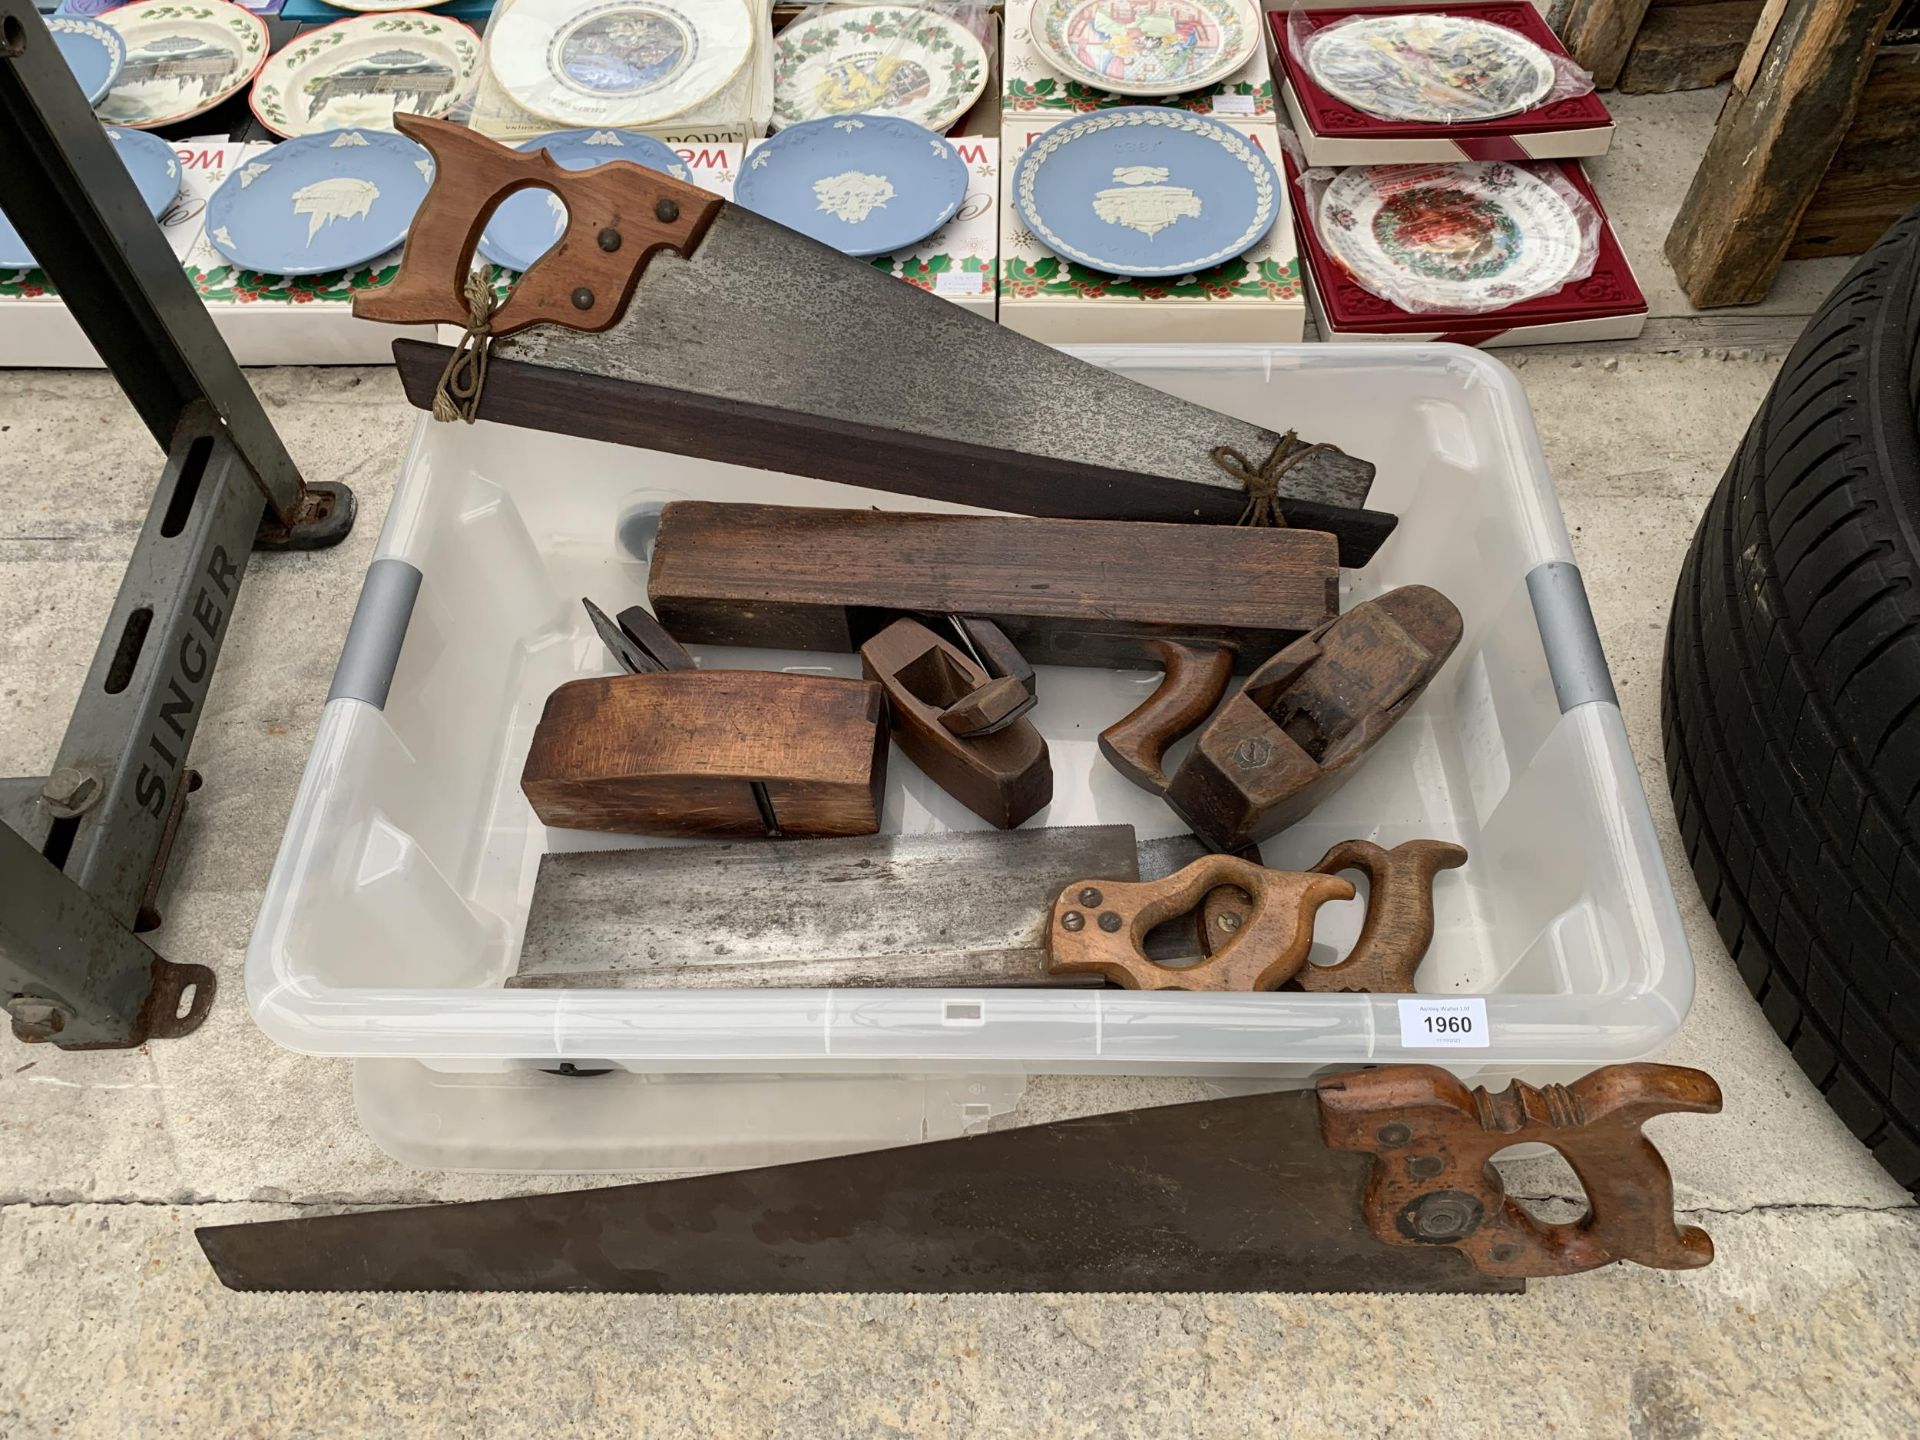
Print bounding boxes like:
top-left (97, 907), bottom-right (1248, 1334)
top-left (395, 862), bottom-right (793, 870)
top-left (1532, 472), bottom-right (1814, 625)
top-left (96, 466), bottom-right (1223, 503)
top-left (0, 2), bottom-right (356, 1048)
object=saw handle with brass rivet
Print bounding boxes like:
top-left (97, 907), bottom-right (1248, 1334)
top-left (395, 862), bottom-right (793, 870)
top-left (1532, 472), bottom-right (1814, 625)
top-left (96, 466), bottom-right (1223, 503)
top-left (354, 114), bottom-right (723, 339)
top-left (1046, 855), bottom-right (1352, 991)
top-left (1317, 1063), bottom-right (1722, 1277)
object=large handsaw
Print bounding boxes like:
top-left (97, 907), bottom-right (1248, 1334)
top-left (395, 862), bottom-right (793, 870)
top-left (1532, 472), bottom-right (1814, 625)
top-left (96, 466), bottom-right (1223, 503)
top-left (197, 1064), bottom-right (1720, 1294)
top-left (355, 117), bottom-right (1397, 566)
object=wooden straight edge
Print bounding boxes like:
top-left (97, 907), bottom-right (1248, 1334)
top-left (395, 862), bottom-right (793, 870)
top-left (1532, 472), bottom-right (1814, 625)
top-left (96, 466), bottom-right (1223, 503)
top-left (1665, 0), bottom-right (1904, 308)
top-left (1788, 43), bottom-right (1920, 257)
top-left (391, 341), bottom-right (1397, 569)
top-left (1549, 0), bottom-right (1661, 87)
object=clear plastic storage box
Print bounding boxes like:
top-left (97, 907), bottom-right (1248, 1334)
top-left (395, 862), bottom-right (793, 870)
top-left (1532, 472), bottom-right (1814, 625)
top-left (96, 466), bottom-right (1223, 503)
top-left (249, 344), bottom-right (1691, 1170)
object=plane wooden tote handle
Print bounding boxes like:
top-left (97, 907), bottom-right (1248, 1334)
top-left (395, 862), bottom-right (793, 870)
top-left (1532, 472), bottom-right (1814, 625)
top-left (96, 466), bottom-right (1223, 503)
top-left (354, 114), bottom-right (723, 338)
top-left (1318, 1064), bottom-right (1722, 1277)
top-left (1097, 640), bottom-right (1235, 794)
top-left (1046, 855), bottom-right (1353, 991)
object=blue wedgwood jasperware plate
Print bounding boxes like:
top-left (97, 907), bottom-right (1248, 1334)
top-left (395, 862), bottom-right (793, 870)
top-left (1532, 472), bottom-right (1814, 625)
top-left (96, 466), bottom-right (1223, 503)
top-left (51, 17), bottom-right (125, 105)
top-left (204, 128), bottom-right (433, 277)
top-left (1009, 106), bottom-right (1279, 278)
top-left (734, 114), bottom-right (968, 259)
top-left (478, 128), bottom-right (691, 273)
top-left (0, 126), bottom-right (178, 271)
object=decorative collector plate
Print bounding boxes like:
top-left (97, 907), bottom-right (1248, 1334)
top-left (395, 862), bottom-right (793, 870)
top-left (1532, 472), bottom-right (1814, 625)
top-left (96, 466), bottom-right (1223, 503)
top-left (249, 14), bottom-right (480, 139)
top-left (735, 115), bottom-right (967, 258)
top-left (1303, 14), bottom-right (1557, 124)
top-left (488, 0), bottom-right (754, 128)
top-left (1028, 0), bottom-right (1259, 99)
top-left (1314, 162), bottom-right (1583, 309)
top-left (204, 127), bottom-right (433, 276)
top-left (479, 128), bottom-right (691, 272)
top-left (1, 127), bottom-right (179, 271)
top-left (772, 5), bottom-right (988, 133)
top-left (1009, 107), bottom-right (1277, 278)
top-left (50, 18), bottom-right (126, 106)
top-left (96, 0), bottom-right (270, 129)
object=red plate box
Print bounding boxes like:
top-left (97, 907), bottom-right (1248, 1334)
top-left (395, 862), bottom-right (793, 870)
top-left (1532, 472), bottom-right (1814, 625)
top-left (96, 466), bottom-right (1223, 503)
top-left (1273, 4), bottom-right (1614, 166)
top-left (1286, 153), bottom-right (1646, 346)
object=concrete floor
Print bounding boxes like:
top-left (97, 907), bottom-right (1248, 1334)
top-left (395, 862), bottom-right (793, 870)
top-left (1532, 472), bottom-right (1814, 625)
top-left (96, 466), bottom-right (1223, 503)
top-left (4, 88), bottom-right (1919, 1436)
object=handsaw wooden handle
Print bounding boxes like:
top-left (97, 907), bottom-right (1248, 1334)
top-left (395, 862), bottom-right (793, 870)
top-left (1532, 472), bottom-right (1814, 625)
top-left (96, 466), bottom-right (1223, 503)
top-left (1097, 639), bottom-right (1236, 794)
top-left (1318, 1063), bottom-right (1722, 1277)
top-left (354, 114), bottom-right (723, 339)
top-left (1046, 855), bottom-right (1352, 991)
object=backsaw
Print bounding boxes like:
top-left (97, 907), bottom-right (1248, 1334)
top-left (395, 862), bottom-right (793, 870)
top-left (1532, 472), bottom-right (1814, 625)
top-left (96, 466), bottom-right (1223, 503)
top-left (354, 116), bottom-right (1396, 566)
top-left (196, 1063), bottom-right (1721, 1294)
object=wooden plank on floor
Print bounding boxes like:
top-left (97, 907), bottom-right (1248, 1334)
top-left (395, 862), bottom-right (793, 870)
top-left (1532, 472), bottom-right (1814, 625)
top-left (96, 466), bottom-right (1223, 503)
top-left (1665, 0), bottom-right (1903, 308)
top-left (1621, 1), bottom-right (1766, 92)
top-left (1550, 0), bottom-right (1661, 86)
top-left (1789, 44), bottom-right (1920, 257)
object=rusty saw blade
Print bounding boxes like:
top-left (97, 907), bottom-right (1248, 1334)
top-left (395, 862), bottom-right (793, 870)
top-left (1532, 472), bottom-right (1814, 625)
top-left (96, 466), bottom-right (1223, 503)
top-left (362, 118), bottom-right (1395, 566)
top-left (195, 1064), bottom-right (1721, 1295)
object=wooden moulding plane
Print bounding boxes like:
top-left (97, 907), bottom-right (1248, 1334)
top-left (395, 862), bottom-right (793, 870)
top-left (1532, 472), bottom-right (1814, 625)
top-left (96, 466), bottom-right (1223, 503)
top-left (350, 116), bottom-right (1398, 568)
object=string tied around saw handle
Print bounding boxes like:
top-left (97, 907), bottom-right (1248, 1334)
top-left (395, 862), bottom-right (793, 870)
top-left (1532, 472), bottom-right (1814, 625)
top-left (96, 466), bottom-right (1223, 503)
top-left (431, 269), bottom-right (498, 425)
top-left (1210, 430), bottom-right (1333, 528)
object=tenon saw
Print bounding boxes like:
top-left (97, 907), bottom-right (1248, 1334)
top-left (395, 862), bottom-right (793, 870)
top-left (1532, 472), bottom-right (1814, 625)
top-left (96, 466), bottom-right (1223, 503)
top-left (197, 1064), bottom-right (1721, 1294)
top-left (355, 117), bottom-right (1396, 566)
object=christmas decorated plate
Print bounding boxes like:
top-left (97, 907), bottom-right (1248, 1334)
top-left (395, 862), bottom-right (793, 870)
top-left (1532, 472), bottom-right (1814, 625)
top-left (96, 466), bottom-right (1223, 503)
top-left (1010, 106), bottom-right (1277, 278)
top-left (249, 13), bottom-right (480, 139)
top-left (0, 127), bottom-right (178, 271)
top-left (1028, 0), bottom-right (1258, 99)
top-left (1302, 14), bottom-right (1557, 124)
top-left (735, 115), bottom-right (967, 257)
top-left (204, 128), bottom-right (434, 276)
top-left (1314, 162), bottom-right (1583, 310)
top-left (772, 4), bottom-right (988, 133)
top-left (96, 0), bottom-right (270, 129)
top-left (479, 128), bottom-right (691, 271)
top-left (488, 0), bottom-right (754, 128)
top-left (50, 17), bottom-right (126, 106)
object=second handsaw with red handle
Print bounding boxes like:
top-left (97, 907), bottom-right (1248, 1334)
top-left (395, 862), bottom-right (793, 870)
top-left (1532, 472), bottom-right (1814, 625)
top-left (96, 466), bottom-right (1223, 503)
top-left (354, 115), bottom-right (1397, 567)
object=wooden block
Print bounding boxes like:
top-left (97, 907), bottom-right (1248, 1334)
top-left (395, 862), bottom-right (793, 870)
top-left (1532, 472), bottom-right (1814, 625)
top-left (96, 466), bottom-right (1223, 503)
top-left (1621, 1), bottom-right (1766, 92)
top-left (520, 670), bottom-right (887, 839)
top-left (647, 503), bottom-right (1342, 671)
top-left (1790, 43), bottom-right (1920, 257)
top-left (1550, 0), bottom-right (1661, 87)
top-left (1665, 0), bottom-right (1904, 308)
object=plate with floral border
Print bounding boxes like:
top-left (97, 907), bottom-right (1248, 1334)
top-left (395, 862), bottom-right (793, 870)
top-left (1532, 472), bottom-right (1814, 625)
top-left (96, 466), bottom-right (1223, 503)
top-left (50, 17), bottom-right (126, 106)
top-left (96, 0), bottom-right (270, 129)
top-left (1028, 0), bottom-right (1259, 99)
top-left (249, 13), bottom-right (481, 139)
top-left (772, 4), bottom-right (988, 133)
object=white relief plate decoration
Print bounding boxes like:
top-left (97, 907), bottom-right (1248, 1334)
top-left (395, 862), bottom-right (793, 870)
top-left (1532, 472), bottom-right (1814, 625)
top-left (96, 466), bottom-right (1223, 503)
top-left (488, 0), bottom-right (754, 128)
top-left (1028, 0), bottom-right (1259, 99)
top-left (772, 4), bottom-right (988, 133)
top-left (248, 13), bottom-right (481, 139)
top-left (1009, 106), bottom-right (1276, 277)
top-left (96, 0), bottom-right (270, 129)
top-left (203, 127), bottom-right (434, 276)
top-left (1314, 162), bottom-right (1584, 311)
top-left (1303, 14), bottom-right (1558, 124)
top-left (735, 114), bottom-right (967, 257)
